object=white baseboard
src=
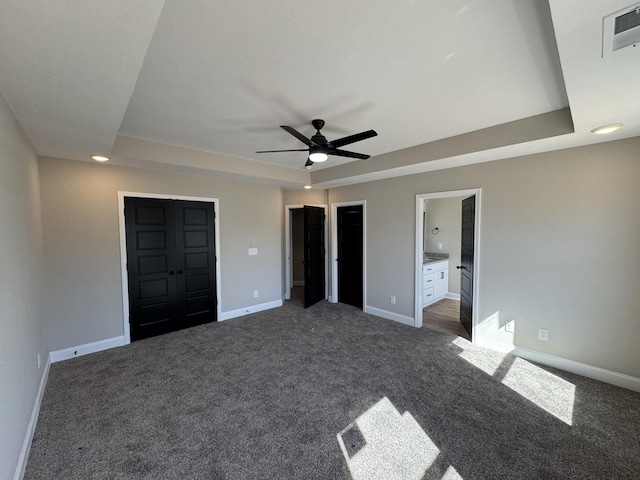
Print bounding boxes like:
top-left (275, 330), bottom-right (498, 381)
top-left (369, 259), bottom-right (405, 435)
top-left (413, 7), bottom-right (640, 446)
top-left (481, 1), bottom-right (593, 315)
top-left (365, 305), bottom-right (416, 327)
top-left (445, 292), bottom-right (460, 301)
top-left (511, 346), bottom-right (640, 393)
top-left (13, 354), bottom-right (51, 480)
top-left (50, 336), bottom-right (125, 363)
top-left (220, 299), bottom-right (283, 321)
top-left (474, 336), bottom-right (515, 354)
top-left (475, 335), bottom-right (640, 393)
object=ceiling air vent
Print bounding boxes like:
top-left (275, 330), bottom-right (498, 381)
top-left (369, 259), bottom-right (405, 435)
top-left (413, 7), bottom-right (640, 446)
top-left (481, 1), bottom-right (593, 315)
top-left (603, 3), bottom-right (640, 57)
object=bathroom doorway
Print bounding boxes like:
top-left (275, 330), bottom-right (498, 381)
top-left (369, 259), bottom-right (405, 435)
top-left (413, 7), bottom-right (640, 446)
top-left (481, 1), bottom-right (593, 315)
top-left (415, 189), bottom-right (480, 342)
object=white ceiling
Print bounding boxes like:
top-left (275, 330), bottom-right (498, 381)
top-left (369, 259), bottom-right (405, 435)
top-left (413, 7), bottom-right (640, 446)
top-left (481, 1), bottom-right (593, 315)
top-left (1, 0), bottom-right (639, 188)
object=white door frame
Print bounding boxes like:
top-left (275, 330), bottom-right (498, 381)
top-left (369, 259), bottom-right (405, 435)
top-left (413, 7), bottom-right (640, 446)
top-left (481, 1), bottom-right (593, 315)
top-left (415, 189), bottom-right (481, 342)
top-left (118, 192), bottom-right (222, 345)
top-left (284, 204), bottom-right (329, 300)
top-left (331, 200), bottom-right (366, 306)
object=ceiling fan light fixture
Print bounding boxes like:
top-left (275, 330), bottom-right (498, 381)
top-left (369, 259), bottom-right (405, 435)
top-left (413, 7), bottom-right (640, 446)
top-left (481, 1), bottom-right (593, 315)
top-left (591, 123), bottom-right (623, 135)
top-left (309, 149), bottom-right (328, 163)
top-left (256, 119), bottom-right (377, 168)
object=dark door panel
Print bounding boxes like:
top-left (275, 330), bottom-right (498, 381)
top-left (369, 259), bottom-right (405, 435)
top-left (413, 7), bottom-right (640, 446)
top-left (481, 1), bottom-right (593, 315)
top-left (125, 198), bottom-right (217, 341)
top-left (337, 205), bottom-right (363, 309)
top-left (174, 200), bottom-right (217, 329)
top-left (459, 195), bottom-right (475, 336)
top-left (303, 206), bottom-right (325, 308)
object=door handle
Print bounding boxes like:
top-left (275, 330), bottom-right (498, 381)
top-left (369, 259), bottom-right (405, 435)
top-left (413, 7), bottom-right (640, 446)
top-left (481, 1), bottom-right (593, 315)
top-left (169, 271), bottom-right (176, 275)
top-left (456, 265), bottom-right (469, 271)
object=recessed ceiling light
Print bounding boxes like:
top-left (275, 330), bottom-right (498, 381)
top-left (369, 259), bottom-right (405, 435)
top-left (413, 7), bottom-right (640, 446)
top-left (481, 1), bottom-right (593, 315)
top-left (590, 123), bottom-right (623, 135)
top-left (91, 155), bottom-right (110, 162)
top-left (304, 185), bottom-right (312, 190)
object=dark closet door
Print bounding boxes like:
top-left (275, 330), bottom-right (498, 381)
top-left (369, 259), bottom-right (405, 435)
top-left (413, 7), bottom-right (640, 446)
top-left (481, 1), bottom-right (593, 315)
top-left (337, 205), bottom-right (363, 309)
top-left (125, 198), bottom-right (217, 341)
top-left (458, 195), bottom-right (475, 337)
top-left (303, 205), bottom-right (325, 308)
top-left (174, 201), bottom-right (218, 329)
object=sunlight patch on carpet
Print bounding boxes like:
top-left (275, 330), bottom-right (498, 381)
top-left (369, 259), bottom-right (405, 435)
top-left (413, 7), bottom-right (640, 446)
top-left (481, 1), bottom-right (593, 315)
top-left (337, 397), bottom-right (462, 480)
top-left (452, 338), bottom-right (575, 425)
top-left (453, 338), bottom-right (505, 375)
top-left (501, 357), bottom-right (575, 425)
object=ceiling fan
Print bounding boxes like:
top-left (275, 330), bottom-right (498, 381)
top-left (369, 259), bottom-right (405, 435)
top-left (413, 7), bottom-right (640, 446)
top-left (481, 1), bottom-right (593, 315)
top-left (256, 119), bottom-right (377, 168)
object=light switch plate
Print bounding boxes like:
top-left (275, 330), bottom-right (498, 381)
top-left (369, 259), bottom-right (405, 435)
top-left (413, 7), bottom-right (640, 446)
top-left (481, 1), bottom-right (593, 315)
top-left (248, 248), bottom-right (258, 256)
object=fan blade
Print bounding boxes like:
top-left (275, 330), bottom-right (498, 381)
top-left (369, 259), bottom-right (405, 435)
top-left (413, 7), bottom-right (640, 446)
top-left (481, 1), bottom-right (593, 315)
top-left (281, 126), bottom-right (316, 147)
top-left (256, 149), bottom-right (309, 153)
top-left (329, 149), bottom-right (370, 160)
top-left (328, 129), bottom-right (377, 149)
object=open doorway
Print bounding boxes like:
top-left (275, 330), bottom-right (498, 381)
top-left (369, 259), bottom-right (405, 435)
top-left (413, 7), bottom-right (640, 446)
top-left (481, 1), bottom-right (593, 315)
top-left (415, 189), bottom-right (480, 342)
top-left (331, 201), bottom-right (366, 308)
top-left (336, 204), bottom-right (364, 308)
top-left (284, 204), bottom-right (328, 305)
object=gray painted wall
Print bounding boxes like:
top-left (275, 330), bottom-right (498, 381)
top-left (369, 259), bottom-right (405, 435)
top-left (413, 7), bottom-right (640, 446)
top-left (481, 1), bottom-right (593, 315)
top-left (329, 137), bottom-right (640, 378)
top-left (39, 157), bottom-right (283, 351)
top-left (282, 189), bottom-right (327, 206)
top-left (0, 93), bottom-right (46, 479)
top-left (425, 197), bottom-right (463, 294)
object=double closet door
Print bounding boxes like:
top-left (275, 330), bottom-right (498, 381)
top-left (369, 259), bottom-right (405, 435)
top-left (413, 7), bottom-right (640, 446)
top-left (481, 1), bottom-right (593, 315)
top-left (125, 198), bottom-right (217, 341)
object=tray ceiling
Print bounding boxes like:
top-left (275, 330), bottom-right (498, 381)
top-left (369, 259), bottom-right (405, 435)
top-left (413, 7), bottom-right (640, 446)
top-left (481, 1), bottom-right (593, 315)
top-left (1, 0), bottom-right (639, 188)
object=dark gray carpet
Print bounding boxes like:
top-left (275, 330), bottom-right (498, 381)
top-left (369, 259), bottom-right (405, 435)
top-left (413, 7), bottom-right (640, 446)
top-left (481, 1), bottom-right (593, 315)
top-left (25, 292), bottom-right (640, 479)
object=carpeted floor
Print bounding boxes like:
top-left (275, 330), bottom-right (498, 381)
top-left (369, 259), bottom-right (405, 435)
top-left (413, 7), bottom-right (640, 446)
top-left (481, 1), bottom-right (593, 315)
top-left (25, 293), bottom-right (640, 479)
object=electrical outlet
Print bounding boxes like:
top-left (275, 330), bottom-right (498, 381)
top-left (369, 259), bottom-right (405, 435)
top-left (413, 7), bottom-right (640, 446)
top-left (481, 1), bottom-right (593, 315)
top-left (505, 320), bottom-right (515, 333)
top-left (253, 290), bottom-right (259, 298)
top-left (248, 248), bottom-right (258, 256)
top-left (390, 296), bottom-right (396, 305)
top-left (538, 328), bottom-right (548, 341)
top-left (437, 243), bottom-right (442, 249)
top-left (37, 353), bottom-right (41, 369)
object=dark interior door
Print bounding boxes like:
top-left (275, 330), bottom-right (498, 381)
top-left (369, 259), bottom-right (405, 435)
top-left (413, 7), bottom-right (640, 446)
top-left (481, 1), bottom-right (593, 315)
top-left (125, 198), bottom-right (217, 341)
top-left (458, 195), bottom-right (475, 336)
top-left (174, 201), bottom-right (218, 329)
top-left (303, 205), bottom-right (325, 308)
top-left (337, 205), bottom-right (363, 309)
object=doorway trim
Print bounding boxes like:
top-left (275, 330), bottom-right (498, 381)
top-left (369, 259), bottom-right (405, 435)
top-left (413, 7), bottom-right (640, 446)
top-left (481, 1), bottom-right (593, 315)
top-left (331, 200), bottom-right (366, 306)
top-left (118, 191), bottom-right (221, 345)
top-left (415, 189), bottom-right (481, 342)
top-left (284, 204), bottom-right (328, 301)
